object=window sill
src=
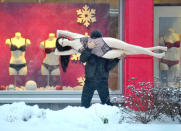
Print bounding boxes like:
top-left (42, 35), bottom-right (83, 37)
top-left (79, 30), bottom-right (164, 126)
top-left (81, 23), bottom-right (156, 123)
top-left (0, 90), bottom-right (121, 104)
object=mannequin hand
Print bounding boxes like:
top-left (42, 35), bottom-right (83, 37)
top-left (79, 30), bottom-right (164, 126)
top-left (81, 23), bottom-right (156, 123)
top-left (119, 51), bottom-right (126, 59)
top-left (88, 41), bottom-right (97, 49)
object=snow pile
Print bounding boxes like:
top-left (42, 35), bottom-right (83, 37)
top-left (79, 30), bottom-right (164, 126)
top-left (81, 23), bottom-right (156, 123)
top-left (0, 102), bottom-right (45, 122)
top-left (0, 102), bottom-right (181, 131)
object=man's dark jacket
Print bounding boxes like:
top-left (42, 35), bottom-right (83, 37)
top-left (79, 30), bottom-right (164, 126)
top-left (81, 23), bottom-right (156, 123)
top-left (80, 48), bottom-right (120, 81)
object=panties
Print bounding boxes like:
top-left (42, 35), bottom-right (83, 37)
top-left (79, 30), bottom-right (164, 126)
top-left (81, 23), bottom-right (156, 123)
top-left (161, 59), bottom-right (179, 68)
top-left (79, 37), bottom-right (112, 57)
top-left (43, 63), bottom-right (59, 74)
top-left (9, 64), bottom-right (26, 73)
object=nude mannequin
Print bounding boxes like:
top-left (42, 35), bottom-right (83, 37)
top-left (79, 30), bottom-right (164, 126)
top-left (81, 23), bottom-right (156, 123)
top-left (40, 33), bottom-right (60, 75)
top-left (55, 30), bottom-right (167, 59)
top-left (5, 32), bottom-right (31, 75)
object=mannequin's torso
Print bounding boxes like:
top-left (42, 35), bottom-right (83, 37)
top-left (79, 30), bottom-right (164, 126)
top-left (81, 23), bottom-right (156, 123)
top-left (162, 32), bottom-right (180, 60)
top-left (6, 32), bottom-right (31, 75)
top-left (40, 34), bottom-right (60, 75)
top-left (160, 29), bottom-right (180, 71)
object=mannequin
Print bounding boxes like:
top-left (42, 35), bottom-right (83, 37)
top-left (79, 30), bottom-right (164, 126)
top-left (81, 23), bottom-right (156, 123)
top-left (55, 30), bottom-right (167, 72)
top-left (55, 30), bottom-right (167, 59)
top-left (40, 33), bottom-right (60, 86)
top-left (5, 32), bottom-right (31, 76)
top-left (159, 28), bottom-right (180, 83)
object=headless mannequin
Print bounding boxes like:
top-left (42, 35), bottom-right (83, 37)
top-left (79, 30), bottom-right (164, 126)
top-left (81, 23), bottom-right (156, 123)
top-left (40, 33), bottom-right (60, 86)
top-left (5, 32), bottom-right (31, 76)
top-left (159, 28), bottom-right (180, 83)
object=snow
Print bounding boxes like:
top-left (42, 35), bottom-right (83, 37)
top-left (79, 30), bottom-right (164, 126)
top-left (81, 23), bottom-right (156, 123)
top-left (0, 102), bottom-right (180, 131)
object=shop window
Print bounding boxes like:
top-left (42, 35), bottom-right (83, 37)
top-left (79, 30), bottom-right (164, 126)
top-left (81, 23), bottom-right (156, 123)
top-left (154, 0), bottom-right (181, 87)
top-left (0, 0), bottom-right (121, 92)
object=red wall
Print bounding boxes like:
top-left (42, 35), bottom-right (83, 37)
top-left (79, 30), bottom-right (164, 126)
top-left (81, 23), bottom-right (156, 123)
top-left (124, 0), bottom-right (154, 94)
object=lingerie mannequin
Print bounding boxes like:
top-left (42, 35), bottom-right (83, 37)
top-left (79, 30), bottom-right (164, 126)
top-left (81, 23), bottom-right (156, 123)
top-left (40, 33), bottom-right (60, 86)
top-left (5, 32), bottom-right (31, 76)
top-left (159, 28), bottom-right (180, 83)
top-left (55, 30), bottom-right (167, 73)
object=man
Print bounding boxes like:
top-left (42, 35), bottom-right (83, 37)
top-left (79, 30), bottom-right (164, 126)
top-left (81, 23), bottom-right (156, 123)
top-left (80, 30), bottom-right (125, 108)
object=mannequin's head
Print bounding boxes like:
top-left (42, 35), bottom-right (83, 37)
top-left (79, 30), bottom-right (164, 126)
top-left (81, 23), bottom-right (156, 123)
top-left (56, 37), bottom-right (71, 72)
top-left (15, 32), bottom-right (21, 39)
top-left (168, 28), bottom-right (175, 33)
top-left (58, 39), bottom-right (70, 47)
top-left (49, 33), bottom-right (55, 40)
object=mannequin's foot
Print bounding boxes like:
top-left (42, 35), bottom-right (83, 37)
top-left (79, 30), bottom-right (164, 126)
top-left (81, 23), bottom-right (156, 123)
top-left (156, 52), bottom-right (165, 58)
top-left (159, 46), bottom-right (167, 51)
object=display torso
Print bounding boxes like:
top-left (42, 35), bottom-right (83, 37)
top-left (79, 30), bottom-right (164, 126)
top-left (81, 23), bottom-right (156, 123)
top-left (40, 34), bottom-right (60, 76)
top-left (5, 33), bottom-right (31, 75)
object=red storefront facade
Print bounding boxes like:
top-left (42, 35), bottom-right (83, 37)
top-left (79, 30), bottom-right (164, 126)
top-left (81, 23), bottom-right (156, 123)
top-left (1, 0), bottom-right (179, 108)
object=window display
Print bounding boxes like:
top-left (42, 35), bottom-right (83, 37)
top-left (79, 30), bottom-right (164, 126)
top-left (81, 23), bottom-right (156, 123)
top-left (0, 0), bottom-right (120, 92)
top-left (154, 6), bottom-right (181, 87)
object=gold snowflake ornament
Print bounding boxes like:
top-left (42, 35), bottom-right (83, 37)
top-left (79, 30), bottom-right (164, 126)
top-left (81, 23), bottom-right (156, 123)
top-left (77, 5), bottom-right (96, 27)
top-left (71, 53), bottom-right (81, 61)
top-left (77, 77), bottom-right (85, 87)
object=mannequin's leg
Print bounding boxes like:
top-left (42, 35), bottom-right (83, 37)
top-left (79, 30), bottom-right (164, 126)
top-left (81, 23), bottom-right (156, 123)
top-left (146, 46), bottom-right (167, 51)
top-left (103, 38), bottom-right (165, 58)
top-left (102, 50), bottom-right (125, 59)
top-left (102, 49), bottom-right (165, 59)
top-left (58, 30), bottom-right (85, 39)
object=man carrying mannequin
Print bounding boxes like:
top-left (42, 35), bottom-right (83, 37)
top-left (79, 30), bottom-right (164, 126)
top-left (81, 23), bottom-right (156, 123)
top-left (80, 30), bottom-right (126, 108)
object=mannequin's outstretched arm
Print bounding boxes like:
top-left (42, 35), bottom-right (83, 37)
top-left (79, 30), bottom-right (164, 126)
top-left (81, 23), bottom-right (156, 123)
top-left (57, 30), bottom-right (85, 39)
top-left (55, 48), bottom-right (78, 56)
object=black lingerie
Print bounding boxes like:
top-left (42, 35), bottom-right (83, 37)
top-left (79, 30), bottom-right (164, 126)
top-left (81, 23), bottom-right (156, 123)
top-left (45, 48), bottom-right (55, 54)
top-left (79, 37), bottom-right (112, 57)
top-left (10, 38), bottom-right (26, 51)
top-left (9, 64), bottom-right (26, 74)
top-left (43, 63), bottom-right (59, 74)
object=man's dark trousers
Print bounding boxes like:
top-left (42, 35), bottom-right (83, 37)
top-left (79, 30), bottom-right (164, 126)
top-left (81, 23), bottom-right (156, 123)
top-left (81, 79), bottom-right (112, 108)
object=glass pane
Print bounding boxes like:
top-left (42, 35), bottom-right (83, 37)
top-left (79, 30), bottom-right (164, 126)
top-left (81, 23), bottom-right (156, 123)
top-left (0, 0), bottom-right (120, 91)
top-left (154, 2), bottom-right (181, 87)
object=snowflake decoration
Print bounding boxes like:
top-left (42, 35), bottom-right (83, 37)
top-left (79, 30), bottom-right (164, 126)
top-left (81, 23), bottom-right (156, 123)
top-left (77, 5), bottom-right (96, 27)
top-left (71, 53), bottom-right (81, 61)
top-left (77, 77), bottom-right (85, 87)
top-left (71, 53), bottom-right (86, 66)
top-left (84, 32), bottom-right (90, 37)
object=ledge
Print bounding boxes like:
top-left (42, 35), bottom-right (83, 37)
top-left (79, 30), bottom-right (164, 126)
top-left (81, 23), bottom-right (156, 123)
top-left (0, 90), bottom-right (121, 104)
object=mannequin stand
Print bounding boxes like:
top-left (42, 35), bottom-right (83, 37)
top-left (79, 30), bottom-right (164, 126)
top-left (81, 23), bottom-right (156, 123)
top-left (14, 75), bottom-right (17, 87)
top-left (47, 73), bottom-right (50, 87)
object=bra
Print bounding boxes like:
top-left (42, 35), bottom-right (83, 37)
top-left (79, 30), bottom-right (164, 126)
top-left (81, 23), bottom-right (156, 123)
top-left (164, 41), bottom-right (180, 49)
top-left (44, 41), bottom-right (56, 54)
top-left (45, 48), bottom-right (56, 54)
top-left (10, 38), bottom-right (26, 52)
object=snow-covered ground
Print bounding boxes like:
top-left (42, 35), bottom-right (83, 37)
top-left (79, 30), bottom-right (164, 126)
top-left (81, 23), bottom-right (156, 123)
top-left (0, 102), bottom-right (180, 131)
